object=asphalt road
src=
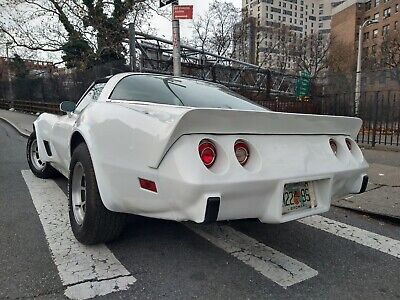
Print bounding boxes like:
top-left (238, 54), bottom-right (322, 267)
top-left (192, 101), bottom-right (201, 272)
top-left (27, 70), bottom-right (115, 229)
top-left (1, 121), bottom-right (400, 300)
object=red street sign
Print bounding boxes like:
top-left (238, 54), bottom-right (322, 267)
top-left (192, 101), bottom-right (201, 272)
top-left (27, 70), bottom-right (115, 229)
top-left (173, 5), bottom-right (193, 20)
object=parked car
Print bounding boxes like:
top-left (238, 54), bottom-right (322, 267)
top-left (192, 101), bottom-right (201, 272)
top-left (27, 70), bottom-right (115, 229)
top-left (27, 73), bottom-right (369, 244)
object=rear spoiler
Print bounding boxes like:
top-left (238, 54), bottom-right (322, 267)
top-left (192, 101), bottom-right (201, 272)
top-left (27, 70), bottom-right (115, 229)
top-left (150, 108), bottom-right (362, 168)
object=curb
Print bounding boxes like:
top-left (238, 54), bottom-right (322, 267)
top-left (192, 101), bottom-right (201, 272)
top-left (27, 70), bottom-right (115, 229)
top-left (332, 203), bottom-right (400, 223)
top-left (0, 117), bottom-right (31, 138)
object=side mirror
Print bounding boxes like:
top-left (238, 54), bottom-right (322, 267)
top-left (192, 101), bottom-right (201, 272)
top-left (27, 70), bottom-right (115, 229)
top-left (60, 101), bottom-right (76, 113)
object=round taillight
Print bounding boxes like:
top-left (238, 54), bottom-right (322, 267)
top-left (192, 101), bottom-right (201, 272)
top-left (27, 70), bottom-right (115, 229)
top-left (329, 139), bottom-right (338, 155)
top-left (234, 140), bottom-right (250, 166)
top-left (198, 139), bottom-right (216, 168)
top-left (345, 138), bottom-right (352, 151)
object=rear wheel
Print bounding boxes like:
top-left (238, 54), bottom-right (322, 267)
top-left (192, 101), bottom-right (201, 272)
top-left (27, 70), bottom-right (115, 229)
top-left (26, 132), bottom-right (58, 178)
top-left (68, 143), bottom-right (126, 245)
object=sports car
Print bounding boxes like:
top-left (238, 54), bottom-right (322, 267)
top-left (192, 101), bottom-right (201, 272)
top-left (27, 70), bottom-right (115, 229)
top-left (27, 73), bottom-right (369, 245)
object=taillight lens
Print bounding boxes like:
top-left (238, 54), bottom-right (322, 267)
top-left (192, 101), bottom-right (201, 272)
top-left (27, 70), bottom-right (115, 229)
top-left (234, 140), bottom-right (250, 166)
top-left (329, 139), bottom-right (338, 155)
top-left (345, 138), bottom-right (352, 151)
top-left (198, 139), bottom-right (216, 168)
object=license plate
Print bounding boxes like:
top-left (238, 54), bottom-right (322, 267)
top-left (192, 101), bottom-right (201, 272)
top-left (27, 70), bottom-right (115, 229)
top-left (282, 181), bottom-right (316, 214)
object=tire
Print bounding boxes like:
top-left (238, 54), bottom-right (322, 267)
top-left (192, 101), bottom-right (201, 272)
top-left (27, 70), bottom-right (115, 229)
top-left (27, 132), bottom-right (59, 179)
top-left (68, 143), bottom-right (127, 245)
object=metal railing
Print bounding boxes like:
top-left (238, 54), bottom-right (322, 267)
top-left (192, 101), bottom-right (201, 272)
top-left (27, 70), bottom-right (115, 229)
top-left (318, 91), bottom-right (400, 147)
top-left (0, 100), bottom-right (61, 115)
top-left (1, 91), bottom-right (399, 148)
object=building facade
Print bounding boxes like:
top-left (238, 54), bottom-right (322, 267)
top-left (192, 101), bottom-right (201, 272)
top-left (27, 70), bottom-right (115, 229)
top-left (240, 0), bottom-right (341, 72)
top-left (331, 0), bottom-right (400, 71)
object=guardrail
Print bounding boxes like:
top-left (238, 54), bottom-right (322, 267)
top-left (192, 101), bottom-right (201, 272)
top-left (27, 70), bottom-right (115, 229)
top-left (0, 100), bottom-right (61, 115)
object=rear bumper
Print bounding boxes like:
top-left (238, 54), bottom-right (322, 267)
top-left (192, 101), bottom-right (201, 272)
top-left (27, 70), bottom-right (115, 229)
top-left (100, 165), bottom-right (368, 224)
top-left (96, 134), bottom-right (369, 223)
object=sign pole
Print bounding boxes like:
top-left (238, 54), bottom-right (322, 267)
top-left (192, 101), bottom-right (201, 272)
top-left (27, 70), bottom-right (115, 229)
top-left (172, 2), bottom-right (182, 77)
top-left (129, 23), bottom-right (136, 72)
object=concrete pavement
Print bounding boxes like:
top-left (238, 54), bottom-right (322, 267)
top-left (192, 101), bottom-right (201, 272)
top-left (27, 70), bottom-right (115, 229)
top-left (1, 120), bottom-right (400, 299)
top-left (1, 108), bottom-right (399, 220)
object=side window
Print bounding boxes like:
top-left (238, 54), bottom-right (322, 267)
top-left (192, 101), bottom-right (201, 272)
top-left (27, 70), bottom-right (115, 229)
top-left (75, 83), bottom-right (106, 113)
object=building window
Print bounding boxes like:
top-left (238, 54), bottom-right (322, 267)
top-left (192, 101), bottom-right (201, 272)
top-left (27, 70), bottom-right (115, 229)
top-left (382, 24), bottom-right (390, 35)
top-left (365, 1), bottom-right (371, 10)
top-left (363, 31), bottom-right (370, 39)
top-left (371, 44), bottom-right (376, 53)
top-left (374, 12), bottom-right (379, 19)
top-left (374, 0), bottom-right (379, 6)
top-left (383, 8), bottom-right (391, 18)
top-left (319, 22), bottom-right (323, 28)
top-left (395, 21), bottom-right (398, 29)
top-left (396, 4), bottom-right (399, 12)
top-left (372, 28), bottom-right (378, 37)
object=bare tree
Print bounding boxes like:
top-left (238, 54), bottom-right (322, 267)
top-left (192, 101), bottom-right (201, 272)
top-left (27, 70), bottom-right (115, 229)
top-left (0, 0), bottom-right (161, 68)
top-left (380, 31), bottom-right (400, 69)
top-left (294, 33), bottom-right (330, 79)
top-left (328, 39), bottom-right (354, 73)
top-left (256, 25), bottom-right (297, 73)
top-left (191, 0), bottom-right (240, 57)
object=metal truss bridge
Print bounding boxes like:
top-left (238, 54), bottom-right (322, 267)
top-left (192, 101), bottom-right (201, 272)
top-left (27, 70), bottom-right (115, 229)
top-left (127, 31), bottom-right (297, 97)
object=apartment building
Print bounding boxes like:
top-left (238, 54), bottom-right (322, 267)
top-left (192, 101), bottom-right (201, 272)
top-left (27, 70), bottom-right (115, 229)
top-left (331, 0), bottom-right (400, 71)
top-left (241, 0), bottom-right (341, 71)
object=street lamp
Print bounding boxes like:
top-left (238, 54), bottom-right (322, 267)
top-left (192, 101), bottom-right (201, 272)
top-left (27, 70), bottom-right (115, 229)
top-left (354, 18), bottom-right (379, 116)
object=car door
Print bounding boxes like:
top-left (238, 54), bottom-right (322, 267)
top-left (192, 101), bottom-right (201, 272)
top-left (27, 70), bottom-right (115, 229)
top-left (51, 82), bottom-right (106, 171)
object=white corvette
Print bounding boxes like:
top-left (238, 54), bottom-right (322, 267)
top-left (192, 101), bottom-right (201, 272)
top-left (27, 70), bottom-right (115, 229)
top-left (27, 73), bottom-right (369, 244)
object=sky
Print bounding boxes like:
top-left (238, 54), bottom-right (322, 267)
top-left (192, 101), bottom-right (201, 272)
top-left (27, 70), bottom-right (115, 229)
top-left (151, 0), bottom-right (242, 42)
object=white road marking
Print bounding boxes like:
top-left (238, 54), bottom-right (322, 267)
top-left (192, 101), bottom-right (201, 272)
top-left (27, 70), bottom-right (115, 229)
top-left (299, 215), bottom-right (400, 259)
top-left (186, 223), bottom-right (318, 288)
top-left (22, 170), bottom-right (136, 300)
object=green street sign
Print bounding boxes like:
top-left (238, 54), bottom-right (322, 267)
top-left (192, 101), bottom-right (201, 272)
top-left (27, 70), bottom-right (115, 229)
top-left (296, 71), bottom-right (311, 97)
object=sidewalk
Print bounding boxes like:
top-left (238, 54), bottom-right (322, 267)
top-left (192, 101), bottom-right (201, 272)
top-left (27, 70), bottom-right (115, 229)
top-left (1, 108), bottom-right (399, 220)
top-left (332, 163), bottom-right (400, 220)
top-left (0, 109), bottom-right (37, 137)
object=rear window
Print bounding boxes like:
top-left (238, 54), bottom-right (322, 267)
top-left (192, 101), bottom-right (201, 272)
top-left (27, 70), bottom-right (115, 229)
top-left (110, 75), bottom-right (266, 111)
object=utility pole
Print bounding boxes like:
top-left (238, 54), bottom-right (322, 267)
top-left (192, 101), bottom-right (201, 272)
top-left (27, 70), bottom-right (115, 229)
top-left (6, 42), bottom-right (13, 103)
top-left (129, 23), bottom-right (136, 72)
top-left (172, 2), bottom-right (182, 77)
